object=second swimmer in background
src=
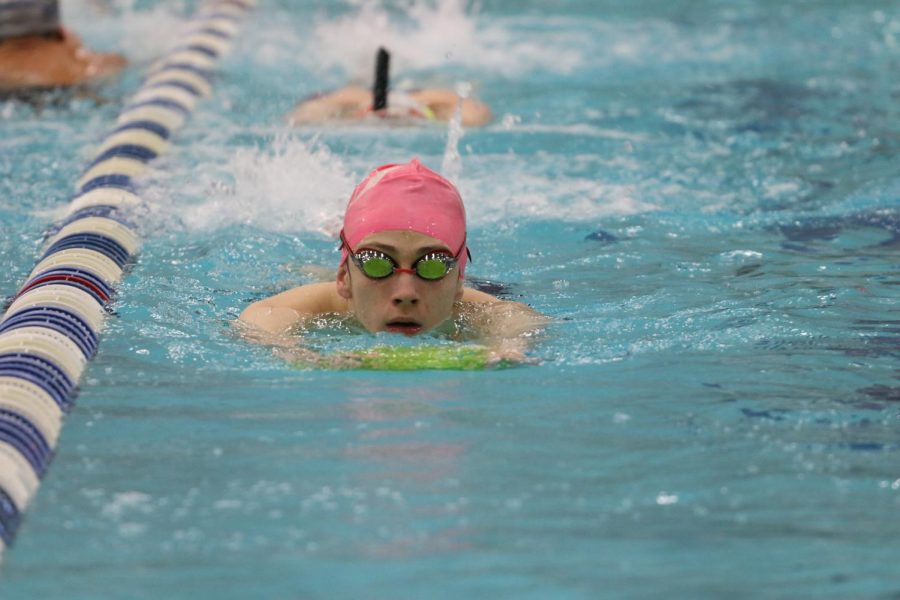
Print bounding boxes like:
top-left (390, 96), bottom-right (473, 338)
top-left (0, 0), bottom-right (125, 96)
top-left (287, 47), bottom-right (492, 127)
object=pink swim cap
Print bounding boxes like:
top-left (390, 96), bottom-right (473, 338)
top-left (340, 158), bottom-right (468, 277)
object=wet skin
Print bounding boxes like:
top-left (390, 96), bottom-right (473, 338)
top-left (336, 230), bottom-right (465, 335)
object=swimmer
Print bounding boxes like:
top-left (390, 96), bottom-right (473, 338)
top-left (0, 0), bottom-right (125, 94)
top-left (287, 48), bottom-right (492, 127)
top-left (239, 159), bottom-right (547, 366)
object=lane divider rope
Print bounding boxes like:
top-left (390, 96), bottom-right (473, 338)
top-left (0, 0), bottom-right (255, 555)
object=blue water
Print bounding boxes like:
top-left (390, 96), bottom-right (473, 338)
top-left (1, 0), bottom-right (899, 598)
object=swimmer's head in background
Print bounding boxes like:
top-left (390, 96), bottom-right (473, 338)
top-left (340, 158), bottom-right (469, 278)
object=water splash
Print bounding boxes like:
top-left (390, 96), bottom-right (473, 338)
top-left (147, 134), bottom-right (657, 237)
top-left (305, 0), bottom-right (585, 80)
top-left (167, 134), bottom-right (356, 236)
top-left (65, 0), bottom-right (188, 63)
top-left (440, 81), bottom-right (470, 183)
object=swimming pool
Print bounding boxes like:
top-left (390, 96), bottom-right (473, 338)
top-left (1, 0), bottom-right (899, 597)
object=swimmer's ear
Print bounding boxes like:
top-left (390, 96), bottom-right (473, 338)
top-left (336, 263), bottom-right (352, 299)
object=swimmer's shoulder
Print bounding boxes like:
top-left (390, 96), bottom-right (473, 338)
top-left (267, 281), bottom-right (347, 314)
top-left (458, 288), bottom-right (544, 318)
top-left (240, 282), bottom-right (348, 333)
top-left (460, 286), bottom-right (500, 304)
top-left (456, 286), bottom-right (550, 337)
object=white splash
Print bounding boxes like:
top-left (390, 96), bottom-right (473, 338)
top-left (160, 141), bottom-right (657, 236)
top-left (65, 0), bottom-right (187, 63)
top-left (177, 134), bottom-right (355, 236)
top-left (440, 81), bottom-right (471, 183)
top-left (305, 0), bottom-right (585, 79)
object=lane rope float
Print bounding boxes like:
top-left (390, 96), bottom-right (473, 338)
top-left (0, 0), bottom-right (255, 556)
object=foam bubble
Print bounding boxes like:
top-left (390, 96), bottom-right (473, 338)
top-left (101, 491), bottom-right (154, 520)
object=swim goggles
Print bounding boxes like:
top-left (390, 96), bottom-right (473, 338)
top-left (342, 233), bottom-right (466, 281)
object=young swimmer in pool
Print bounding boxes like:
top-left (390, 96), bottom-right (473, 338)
top-left (239, 159), bottom-right (546, 366)
top-left (287, 48), bottom-right (492, 128)
top-left (288, 85), bottom-right (492, 127)
top-left (0, 0), bottom-right (125, 95)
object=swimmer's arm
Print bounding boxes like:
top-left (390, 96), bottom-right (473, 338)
top-left (459, 288), bottom-right (550, 363)
top-left (238, 282), bottom-right (345, 336)
top-left (287, 86), bottom-right (371, 123)
top-left (411, 89), bottom-right (492, 127)
top-left (237, 283), bottom-right (362, 369)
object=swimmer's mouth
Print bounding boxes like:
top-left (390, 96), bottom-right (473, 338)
top-left (385, 319), bottom-right (423, 335)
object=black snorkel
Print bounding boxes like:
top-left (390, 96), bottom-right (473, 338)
top-left (372, 47), bottom-right (390, 112)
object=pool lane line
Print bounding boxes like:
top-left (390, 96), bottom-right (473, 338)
top-left (0, 0), bottom-right (255, 556)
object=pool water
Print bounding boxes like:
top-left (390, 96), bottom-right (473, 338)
top-left (1, 0), bottom-right (899, 598)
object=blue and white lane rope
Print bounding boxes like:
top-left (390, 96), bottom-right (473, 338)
top-left (0, 0), bottom-right (255, 554)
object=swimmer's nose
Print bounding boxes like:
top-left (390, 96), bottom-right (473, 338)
top-left (390, 272), bottom-right (419, 305)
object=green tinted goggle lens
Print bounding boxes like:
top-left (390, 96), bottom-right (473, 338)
top-left (360, 256), bottom-right (394, 278)
top-left (415, 257), bottom-right (450, 280)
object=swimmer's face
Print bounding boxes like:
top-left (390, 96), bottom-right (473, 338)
top-left (336, 230), bottom-right (465, 335)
